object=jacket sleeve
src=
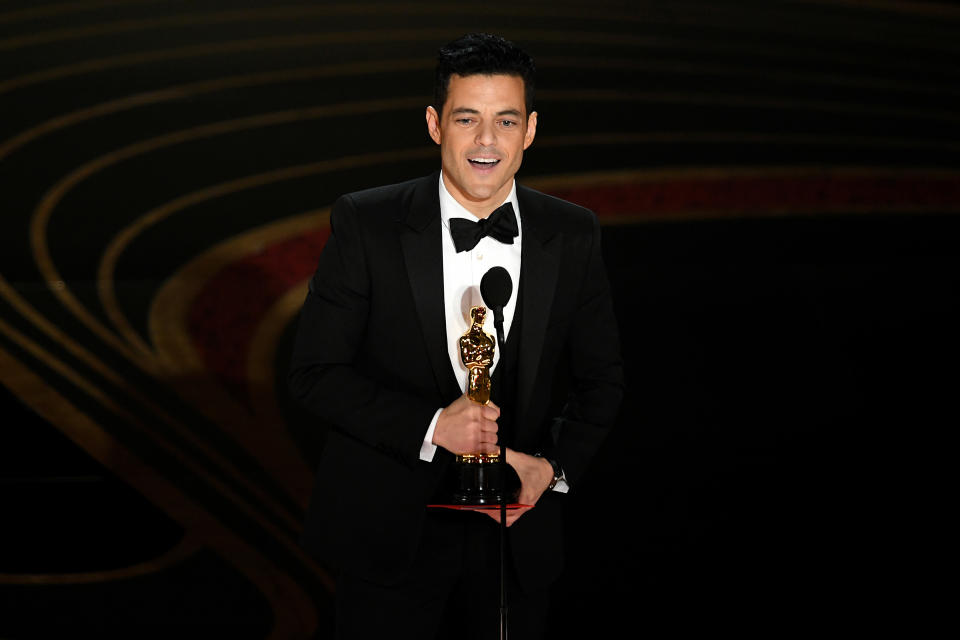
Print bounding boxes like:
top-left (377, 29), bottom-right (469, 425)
top-left (288, 194), bottom-right (439, 468)
top-left (543, 214), bottom-right (625, 487)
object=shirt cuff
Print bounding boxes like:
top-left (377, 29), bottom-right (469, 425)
top-left (419, 408), bottom-right (443, 462)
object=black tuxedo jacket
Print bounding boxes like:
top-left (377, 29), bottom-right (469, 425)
top-left (290, 172), bottom-right (623, 591)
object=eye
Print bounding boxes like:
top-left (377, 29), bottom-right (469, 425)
top-left (455, 117), bottom-right (475, 126)
top-left (499, 119), bottom-right (517, 128)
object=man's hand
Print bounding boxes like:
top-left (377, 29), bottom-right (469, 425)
top-left (474, 447), bottom-right (554, 526)
top-left (433, 394), bottom-right (500, 456)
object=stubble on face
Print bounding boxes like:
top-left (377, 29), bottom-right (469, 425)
top-left (426, 74), bottom-right (537, 218)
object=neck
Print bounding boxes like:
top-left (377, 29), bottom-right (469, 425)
top-left (440, 173), bottom-right (513, 219)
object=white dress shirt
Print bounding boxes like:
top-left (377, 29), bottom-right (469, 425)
top-left (420, 172), bottom-right (521, 461)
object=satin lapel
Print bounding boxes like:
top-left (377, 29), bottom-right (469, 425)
top-left (517, 186), bottom-right (561, 439)
top-left (400, 173), bottom-right (462, 401)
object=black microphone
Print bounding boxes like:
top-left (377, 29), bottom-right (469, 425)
top-left (480, 266), bottom-right (512, 346)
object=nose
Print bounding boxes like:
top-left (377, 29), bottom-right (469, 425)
top-left (475, 120), bottom-right (496, 147)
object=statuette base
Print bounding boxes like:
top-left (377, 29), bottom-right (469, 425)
top-left (451, 457), bottom-right (506, 505)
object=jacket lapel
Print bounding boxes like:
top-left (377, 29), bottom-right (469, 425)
top-left (516, 185), bottom-right (561, 440)
top-left (399, 172), bottom-right (463, 401)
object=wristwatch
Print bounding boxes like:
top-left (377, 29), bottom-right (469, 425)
top-left (536, 453), bottom-right (564, 491)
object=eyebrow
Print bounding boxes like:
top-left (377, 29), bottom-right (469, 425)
top-left (449, 107), bottom-right (523, 117)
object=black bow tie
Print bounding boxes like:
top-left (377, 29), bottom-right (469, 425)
top-left (449, 202), bottom-right (518, 253)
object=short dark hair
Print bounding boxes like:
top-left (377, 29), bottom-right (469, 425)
top-left (434, 33), bottom-right (536, 116)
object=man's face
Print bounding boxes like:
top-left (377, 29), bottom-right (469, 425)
top-left (426, 73), bottom-right (537, 218)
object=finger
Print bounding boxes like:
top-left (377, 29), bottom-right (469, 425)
top-left (481, 405), bottom-right (500, 420)
top-left (476, 425), bottom-right (497, 440)
top-left (480, 420), bottom-right (499, 433)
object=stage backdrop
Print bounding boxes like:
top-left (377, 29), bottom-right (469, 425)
top-left (1, 1), bottom-right (956, 637)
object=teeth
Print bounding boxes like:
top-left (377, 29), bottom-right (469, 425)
top-left (470, 158), bottom-right (498, 164)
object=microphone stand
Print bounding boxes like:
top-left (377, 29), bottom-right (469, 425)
top-left (492, 305), bottom-right (508, 640)
top-left (481, 266), bottom-right (514, 640)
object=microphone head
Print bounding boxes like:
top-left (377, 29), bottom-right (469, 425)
top-left (481, 266), bottom-right (513, 310)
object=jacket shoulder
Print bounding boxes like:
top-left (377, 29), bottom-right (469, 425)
top-left (517, 183), bottom-right (598, 235)
top-left (336, 174), bottom-right (433, 219)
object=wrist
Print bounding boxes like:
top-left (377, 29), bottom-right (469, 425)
top-left (534, 453), bottom-right (563, 491)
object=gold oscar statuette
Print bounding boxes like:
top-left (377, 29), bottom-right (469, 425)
top-left (442, 305), bottom-right (511, 505)
top-left (457, 306), bottom-right (498, 464)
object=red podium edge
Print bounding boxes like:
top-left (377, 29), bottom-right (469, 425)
top-left (427, 503), bottom-right (532, 511)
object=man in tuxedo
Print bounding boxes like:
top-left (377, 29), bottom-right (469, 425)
top-left (290, 33), bottom-right (623, 638)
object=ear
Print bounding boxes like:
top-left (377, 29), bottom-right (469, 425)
top-left (425, 106), bottom-right (442, 145)
top-left (523, 111), bottom-right (538, 150)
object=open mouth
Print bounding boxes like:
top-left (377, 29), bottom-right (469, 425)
top-left (468, 157), bottom-right (500, 168)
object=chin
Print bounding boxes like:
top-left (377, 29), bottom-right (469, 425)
top-left (466, 187), bottom-right (500, 202)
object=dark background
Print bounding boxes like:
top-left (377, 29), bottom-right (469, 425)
top-left (1, 1), bottom-right (957, 637)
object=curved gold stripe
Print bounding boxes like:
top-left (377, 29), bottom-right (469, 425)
top-left (10, 2), bottom-right (875, 51)
top-left (106, 158), bottom-right (960, 362)
top-left (0, 536), bottom-right (199, 585)
top-left (0, 343), bottom-right (326, 635)
top-left (0, 319), bottom-right (326, 564)
top-left (29, 126), bottom-right (960, 389)
top-left (10, 106), bottom-right (426, 560)
top-left (523, 165), bottom-right (960, 221)
top-left (2, 3), bottom-right (956, 53)
top-left (4, 55), bottom-right (953, 165)
top-left (4, 25), bottom-right (956, 97)
top-left (0, 5), bottom-right (652, 50)
top-left (794, 0), bottom-right (960, 17)
top-left (247, 280), bottom-right (311, 427)
top-left (0, 30), bottom-right (450, 95)
top-left (537, 55), bottom-right (960, 98)
top-left (19, 130), bottom-right (957, 386)
top-left (535, 130), bottom-right (960, 153)
top-left (0, 276), bottom-right (315, 533)
top-left (0, 276), bottom-right (306, 534)
top-left (40, 90), bottom-right (956, 372)
top-left (31, 90), bottom-right (958, 383)
top-left (31, 96), bottom-right (425, 371)
top-left (146, 211), bottom-right (332, 508)
top-left (0, 313), bottom-right (303, 533)
top-left (96, 147), bottom-right (433, 362)
top-left (524, 165), bottom-right (960, 187)
top-left (148, 213), bottom-right (324, 435)
top-left (0, 0), bottom-right (161, 25)
top-left (0, 28), bottom-right (627, 95)
top-left (10, 53), bottom-right (950, 166)
top-left (593, 200), bottom-right (960, 223)
top-left (0, 58), bottom-right (431, 161)
top-left (536, 88), bottom-right (960, 124)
